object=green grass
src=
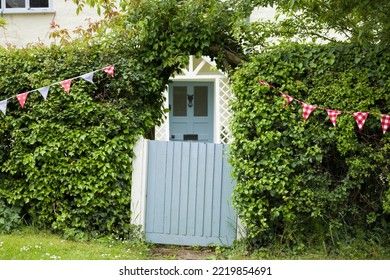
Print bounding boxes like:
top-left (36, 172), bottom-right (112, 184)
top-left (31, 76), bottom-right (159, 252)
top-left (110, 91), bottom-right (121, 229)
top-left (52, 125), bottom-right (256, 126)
top-left (215, 239), bottom-right (390, 260)
top-left (1, 227), bottom-right (389, 260)
top-left (0, 227), bottom-right (150, 260)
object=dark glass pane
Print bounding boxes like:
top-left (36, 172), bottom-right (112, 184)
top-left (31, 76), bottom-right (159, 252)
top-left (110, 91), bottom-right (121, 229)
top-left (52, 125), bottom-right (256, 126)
top-left (173, 87), bottom-right (187, 116)
top-left (30, 0), bottom-right (49, 8)
top-left (6, 0), bottom-right (25, 8)
top-left (194, 86), bottom-right (208, 116)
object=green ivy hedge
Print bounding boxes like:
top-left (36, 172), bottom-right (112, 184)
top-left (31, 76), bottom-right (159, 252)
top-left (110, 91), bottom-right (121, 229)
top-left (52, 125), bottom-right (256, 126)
top-left (0, 37), bottom-right (168, 239)
top-left (230, 42), bottom-right (390, 248)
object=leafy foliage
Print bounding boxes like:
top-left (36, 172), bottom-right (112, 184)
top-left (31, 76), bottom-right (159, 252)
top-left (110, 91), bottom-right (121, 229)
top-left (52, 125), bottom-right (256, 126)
top-left (0, 0), bottom-right (253, 240)
top-left (0, 199), bottom-right (21, 234)
top-left (230, 42), bottom-right (390, 248)
top-left (247, 0), bottom-right (390, 46)
top-left (2, 0), bottom-right (389, 251)
top-left (0, 35), bottom-right (167, 238)
top-left (69, 0), bottom-right (252, 72)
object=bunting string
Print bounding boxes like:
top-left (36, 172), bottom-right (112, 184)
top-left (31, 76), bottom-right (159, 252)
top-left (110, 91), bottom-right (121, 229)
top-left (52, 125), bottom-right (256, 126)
top-left (259, 80), bottom-right (390, 134)
top-left (0, 65), bottom-right (115, 116)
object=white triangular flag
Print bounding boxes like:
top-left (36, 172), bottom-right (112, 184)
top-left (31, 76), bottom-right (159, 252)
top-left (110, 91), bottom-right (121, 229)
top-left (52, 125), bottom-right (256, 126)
top-left (0, 99), bottom-right (8, 115)
top-left (38, 86), bottom-right (50, 100)
top-left (81, 72), bottom-right (94, 84)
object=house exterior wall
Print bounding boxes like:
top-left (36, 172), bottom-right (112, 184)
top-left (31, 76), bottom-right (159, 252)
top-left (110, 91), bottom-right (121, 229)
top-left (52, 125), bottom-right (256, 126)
top-left (1, 4), bottom-right (278, 48)
top-left (1, 1), bottom-right (101, 47)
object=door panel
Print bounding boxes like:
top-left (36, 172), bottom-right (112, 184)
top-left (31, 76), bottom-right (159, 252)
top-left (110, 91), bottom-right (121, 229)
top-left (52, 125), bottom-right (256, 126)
top-left (145, 140), bottom-right (237, 246)
top-left (169, 82), bottom-right (214, 143)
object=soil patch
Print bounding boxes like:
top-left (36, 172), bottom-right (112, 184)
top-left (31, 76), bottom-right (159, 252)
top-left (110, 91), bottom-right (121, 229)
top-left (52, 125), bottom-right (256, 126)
top-left (151, 245), bottom-right (216, 260)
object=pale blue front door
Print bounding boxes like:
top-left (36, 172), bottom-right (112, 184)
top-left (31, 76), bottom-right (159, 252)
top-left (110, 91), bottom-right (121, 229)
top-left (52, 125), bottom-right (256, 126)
top-left (169, 82), bottom-right (214, 143)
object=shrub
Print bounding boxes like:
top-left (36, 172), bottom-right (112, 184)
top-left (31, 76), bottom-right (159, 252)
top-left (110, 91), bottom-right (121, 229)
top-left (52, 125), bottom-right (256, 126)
top-left (0, 36), bottom-right (168, 238)
top-left (230, 42), bottom-right (390, 248)
top-left (0, 199), bottom-right (21, 234)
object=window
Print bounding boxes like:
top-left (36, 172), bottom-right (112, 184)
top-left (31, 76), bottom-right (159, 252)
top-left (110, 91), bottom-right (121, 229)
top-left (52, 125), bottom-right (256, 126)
top-left (172, 86), bottom-right (188, 117)
top-left (1, 0), bottom-right (53, 13)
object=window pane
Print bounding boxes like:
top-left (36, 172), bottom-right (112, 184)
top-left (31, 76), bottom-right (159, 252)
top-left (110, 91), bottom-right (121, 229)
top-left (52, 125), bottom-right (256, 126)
top-left (173, 87), bottom-right (187, 116)
top-left (30, 0), bottom-right (49, 8)
top-left (194, 86), bottom-right (208, 116)
top-left (6, 0), bottom-right (25, 8)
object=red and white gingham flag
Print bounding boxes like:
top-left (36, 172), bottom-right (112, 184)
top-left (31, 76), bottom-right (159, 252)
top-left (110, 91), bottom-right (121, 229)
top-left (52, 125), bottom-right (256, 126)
top-left (281, 93), bottom-right (294, 108)
top-left (302, 102), bottom-right (316, 121)
top-left (60, 79), bottom-right (72, 94)
top-left (102, 65), bottom-right (114, 77)
top-left (353, 112), bottom-right (369, 131)
top-left (326, 109), bottom-right (342, 127)
top-left (381, 114), bottom-right (390, 134)
top-left (16, 92), bottom-right (29, 108)
top-left (259, 80), bottom-right (271, 87)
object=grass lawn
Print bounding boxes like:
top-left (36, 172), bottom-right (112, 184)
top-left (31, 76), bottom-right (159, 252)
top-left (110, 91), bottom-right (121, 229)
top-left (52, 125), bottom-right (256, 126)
top-left (1, 227), bottom-right (389, 260)
top-left (0, 227), bottom-right (150, 260)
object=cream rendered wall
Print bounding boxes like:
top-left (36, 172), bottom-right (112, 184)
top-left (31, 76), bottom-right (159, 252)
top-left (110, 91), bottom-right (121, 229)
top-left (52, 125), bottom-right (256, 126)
top-left (1, 4), bottom-right (278, 48)
top-left (250, 6), bottom-right (277, 21)
top-left (1, 1), bottom-right (101, 47)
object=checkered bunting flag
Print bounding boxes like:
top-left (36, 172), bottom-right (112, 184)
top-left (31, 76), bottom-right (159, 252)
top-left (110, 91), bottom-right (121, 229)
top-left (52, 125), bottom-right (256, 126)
top-left (326, 109), bottom-right (342, 127)
top-left (281, 93), bottom-right (294, 108)
top-left (381, 114), bottom-right (390, 134)
top-left (302, 102), bottom-right (316, 121)
top-left (60, 79), bottom-right (72, 94)
top-left (353, 112), bottom-right (369, 131)
top-left (102, 65), bottom-right (114, 77)
top-left (16, 92), bottom-right (29, 108)
top-left (259, 80), bottom-right (271, 87)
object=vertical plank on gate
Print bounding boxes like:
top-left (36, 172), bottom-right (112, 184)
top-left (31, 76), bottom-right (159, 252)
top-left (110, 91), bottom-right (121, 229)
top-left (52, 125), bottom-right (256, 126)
top-left (220, 145), bottom-right (237, 243)
top-left (195, 143), bottom-right (206, 237)
top-left (145, 141), bottom-right (156, 234)
top-left (170, 142), bottom-right (182, 235)
top-left (179, 142), bottom-right (191, 235)
top-left (187, 142), bottom-right (199, 236)
top-left (203, 143), bottom-right (215, 237)
top-left (212, 144), bottom-right (223, 238)
top-left (153, 141), bottom-right (167, 233)
top-left (163, 141), bottom-right (174, 234)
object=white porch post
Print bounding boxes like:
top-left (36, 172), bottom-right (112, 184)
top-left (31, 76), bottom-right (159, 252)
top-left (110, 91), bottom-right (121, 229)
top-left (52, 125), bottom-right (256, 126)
top-left (130, 137), bottom-right (149, 231)
top-left (215, 77), bottom-right (222, 143)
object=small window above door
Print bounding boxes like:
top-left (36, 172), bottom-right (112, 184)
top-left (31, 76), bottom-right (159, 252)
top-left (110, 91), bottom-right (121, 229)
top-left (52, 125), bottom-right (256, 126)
top-left (1, 0), bottom-right (53, 13)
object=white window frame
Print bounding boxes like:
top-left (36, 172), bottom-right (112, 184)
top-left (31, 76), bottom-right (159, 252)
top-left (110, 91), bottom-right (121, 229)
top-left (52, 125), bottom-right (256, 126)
top-left (0, 0), bottom-right (54, 14)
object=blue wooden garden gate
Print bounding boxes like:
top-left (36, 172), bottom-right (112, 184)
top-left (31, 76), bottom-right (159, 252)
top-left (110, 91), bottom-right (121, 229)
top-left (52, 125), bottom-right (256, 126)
top-left (145, 140), bottom-right (237, 246)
